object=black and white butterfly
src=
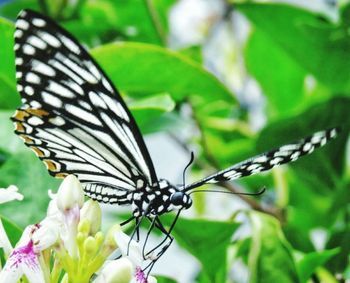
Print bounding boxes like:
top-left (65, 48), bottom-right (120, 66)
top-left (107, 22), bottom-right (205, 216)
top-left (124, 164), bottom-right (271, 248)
top-left (12, 9), bottom-right (339, 268)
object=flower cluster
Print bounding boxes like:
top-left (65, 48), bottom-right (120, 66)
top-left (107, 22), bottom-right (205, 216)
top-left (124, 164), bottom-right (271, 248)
top-left (0, 175), bottom-right (157, 283)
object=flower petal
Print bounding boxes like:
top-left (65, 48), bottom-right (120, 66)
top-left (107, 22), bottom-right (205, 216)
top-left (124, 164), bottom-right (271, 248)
top-left (0, 225), bottom-right (45, 283)
top-left (32, 218), bottom-right (60, 251)
top-left (115, 231), bottom-right (143, 267)
top-left (94, 258), bottom-right (133, 283)
top-left (0, 185), bottom-right (23, 204)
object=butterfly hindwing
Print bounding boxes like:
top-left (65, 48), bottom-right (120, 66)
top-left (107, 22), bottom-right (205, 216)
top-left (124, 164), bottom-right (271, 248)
top-left (13, 9), bottom-right (159, 201)
top-left (184, 128), bottom-right (339, 191)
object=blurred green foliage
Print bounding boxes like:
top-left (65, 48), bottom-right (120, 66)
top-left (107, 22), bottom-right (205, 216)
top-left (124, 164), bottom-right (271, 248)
top-left (0, 0), bottom-right (349, 282)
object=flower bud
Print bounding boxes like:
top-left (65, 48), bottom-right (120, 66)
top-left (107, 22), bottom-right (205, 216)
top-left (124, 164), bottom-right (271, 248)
top-left (94, 258), bottom-right (133, 283)
top-left (105, 224), bottom-right (121, 248)
top-left (80, 199), bottom-right (101, 234)
top-left (78, 219), bottom-right (91, 235)
top-left (56, 175), bottom-right (84, 211)
top-left (84, 236), bottom-right (98, 256)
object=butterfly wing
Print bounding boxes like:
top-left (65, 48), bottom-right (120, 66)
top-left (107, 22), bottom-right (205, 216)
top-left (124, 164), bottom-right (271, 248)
top-left (12, 9), bottom-right (159, 203)
top-left (183, 128), bottom-right (339, 191)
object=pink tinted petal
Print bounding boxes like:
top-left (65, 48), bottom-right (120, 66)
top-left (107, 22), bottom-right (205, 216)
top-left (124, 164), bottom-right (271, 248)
top-left (135, 267), bottom-right (148, 283)
top-left (0, 225), bottom-right (45, 283)
top-left (0, 239), bottom-right (45, 283)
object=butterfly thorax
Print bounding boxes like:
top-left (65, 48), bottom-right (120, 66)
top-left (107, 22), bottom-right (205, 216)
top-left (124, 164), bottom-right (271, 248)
top-left (130, 179), bottom-right (192, 217)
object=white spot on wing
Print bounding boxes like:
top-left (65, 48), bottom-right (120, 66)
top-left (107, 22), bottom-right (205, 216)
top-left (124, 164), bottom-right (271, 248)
top-left (31, 60), bottom-right (56, 77)
top-left (65, 104), bottom-right (102, 126)
top-left (303, 143), bottom-right (312, 152)
top-left (49, 116), bottom-right (65, 126)
top-left (59, 35), bottom-right (81, 54)
top-left (28, 35), bottom-right (47, 49)
top-left (49, 59), bottom-right (84, 85)
top-left (14, 30), bottom-right (23, 38)
top-left (26, 72), bottom-right (41, 84)
top-left (89, 92), bottom-right (107, 109)
top-left (330, 129), bottom-right (337, 138)
top-left (16, 19), bottom-right (29, 30)
top-left (42, 91), bottom-right (63, 107)
top-left (23, 44), bottom-right (35, 55)
top-left (32, 18), bottom-right (46, 27)
top-left (48, 81), bottom-right (75, 98)
top-left (15, 58), bottom-right (23, 65)
top-left (27, 116), bottom-right (43, 126)
top-left (38, 31), bottom-right (61, 47)
top-left (270, 157), bottom-right (283, 165)
top-left (24, 86), bottom-right (34, 95)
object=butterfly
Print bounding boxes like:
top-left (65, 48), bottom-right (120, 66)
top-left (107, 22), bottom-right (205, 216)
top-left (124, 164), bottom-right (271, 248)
top-left (12, 9), bottom-right (339, 269)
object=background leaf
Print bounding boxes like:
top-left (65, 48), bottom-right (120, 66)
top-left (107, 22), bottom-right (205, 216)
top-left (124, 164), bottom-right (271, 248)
top-left (247, 211), bottom-right (300, 283)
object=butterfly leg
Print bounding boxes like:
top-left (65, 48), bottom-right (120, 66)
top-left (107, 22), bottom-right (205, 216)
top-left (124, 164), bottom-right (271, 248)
top-left (141, 210), bottom-right (183, 278)
top-left (127, 216), bottom-right (144, 255)
top-left (142, 216), bottom-right (158, 260)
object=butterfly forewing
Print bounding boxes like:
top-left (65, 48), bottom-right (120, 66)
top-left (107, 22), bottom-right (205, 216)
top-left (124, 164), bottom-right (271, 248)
top-left (13, 9), bottom-right (159, 202)
top-left (184, 128), bottom-right (339, 191)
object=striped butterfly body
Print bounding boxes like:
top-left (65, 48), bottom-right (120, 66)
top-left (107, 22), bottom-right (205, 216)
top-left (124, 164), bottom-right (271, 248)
top-left (13, 9), bottom-right (339, 266)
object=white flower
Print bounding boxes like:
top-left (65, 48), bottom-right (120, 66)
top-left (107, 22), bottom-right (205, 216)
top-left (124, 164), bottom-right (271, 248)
top-left (56, 175), bottom-right (84, 211)
top-left (94, 258), bottom-right (133, 283)
top-left (115, 231), bottom-right (143, 267)
top-left (0, 225), bottom-right (45, 283)
top-left (0, 185), bottom-right (24, 256)
top-left (114, 231), bottom-right (157, 283)
top-left (0, 185), bottom-right (23, 204)
top-left (54, 175), bottom-right (85, 258)
top-left (80, 199), bottom-right (101, 235)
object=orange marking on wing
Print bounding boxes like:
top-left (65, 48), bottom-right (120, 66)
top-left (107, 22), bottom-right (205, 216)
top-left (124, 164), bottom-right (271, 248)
top-left (30, 146), bottom-right (45, 157)
top-left (27, 109), bottom-right (49, 117)
top-left (43, 160), bottom-right (58, 172)
top-left (13, 110), bottom-right (29, 121)
top-left (14, 122), bottom-right (25, 132)
top-left (55, 173), bottom-right (68, 178)
top-left (19, 134), bottom-right (34, 144)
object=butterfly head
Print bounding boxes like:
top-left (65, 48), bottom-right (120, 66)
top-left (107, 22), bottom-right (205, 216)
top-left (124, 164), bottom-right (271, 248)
top-left (170, 191), bottom-right (192, 209)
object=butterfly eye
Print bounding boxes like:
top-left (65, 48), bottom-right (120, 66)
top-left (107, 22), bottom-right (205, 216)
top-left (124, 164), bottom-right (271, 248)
top-left (170, 192), bottom-right (186, 206)
top-left (170, 192), bottom-right (192, 208)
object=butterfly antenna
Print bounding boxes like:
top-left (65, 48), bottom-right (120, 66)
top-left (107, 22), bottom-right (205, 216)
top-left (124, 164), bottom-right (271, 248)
top-left (182, 151), bottom-right (195, 188)
top-left (189, 186), bottom-right (266, 196)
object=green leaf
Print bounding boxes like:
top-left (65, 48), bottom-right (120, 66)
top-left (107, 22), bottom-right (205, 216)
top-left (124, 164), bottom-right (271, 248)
top-left (129, 93), bottom-right (175, 112)
top-left (91, 42), bottom-right (235, 104)
top-left (296, 248), bottom-right (340, 283)
top-left (325, 226), bottom-right (350, 274)
top-left (248, 211), bottom-right (300, 283)
top-left (236, 2), bottom-right (350, 92)
top-left (0, 215), bottom-right (22, 246)
top-left (0, 150), bottom-right (60, 227)
top-left (0, 17), bottom-right (20, 109)
top-left (155, 275), bottom-right (178, 283)
top-left (0, 110), bottom-right (26, 154)
top-left (161, 215), bottom-right (240, 283)
top-left (244, 29), bottom-right (307, 118)
top-left (128, 93), bottom-right (177, 134)
top-left (257, 97), bottom-right (350, 189)
top-left (0, 0), bottom-right (40, 18)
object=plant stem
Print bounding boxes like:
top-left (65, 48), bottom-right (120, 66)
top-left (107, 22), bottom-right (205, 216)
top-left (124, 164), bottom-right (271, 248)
top-left (144, 0), bottom-right (167, 45)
